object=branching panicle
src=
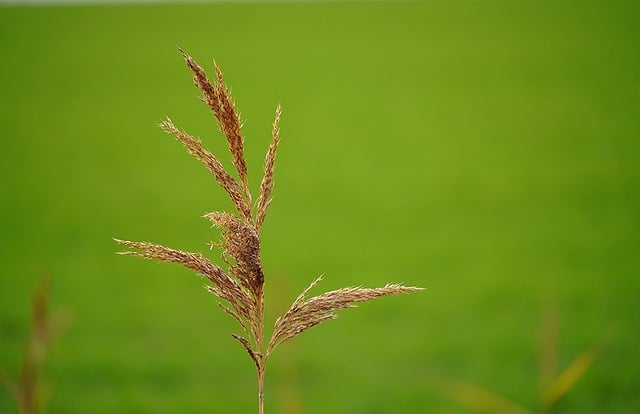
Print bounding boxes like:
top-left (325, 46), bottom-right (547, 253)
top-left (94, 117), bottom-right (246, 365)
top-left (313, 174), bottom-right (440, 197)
top-left (115, 50), bottom-right (422, 414)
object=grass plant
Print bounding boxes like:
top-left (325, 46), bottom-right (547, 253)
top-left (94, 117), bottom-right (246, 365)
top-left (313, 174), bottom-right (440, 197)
top-left (437, 305), bottom-right (613, 414)
top-left (115, 49), bottom-right (422, 414)
top-left (1, 279), bottom-right (68, 414)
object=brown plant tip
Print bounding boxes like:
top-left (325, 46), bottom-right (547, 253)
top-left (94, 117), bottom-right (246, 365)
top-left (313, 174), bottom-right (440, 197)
top-left (181, 52), bottom-right (250, 205)
top-left (256, 104), bottom-right (282, 229)
top-left (213, 62), bottom-right (249, 191)
top-left (268, 276), bottom-right (423, 355)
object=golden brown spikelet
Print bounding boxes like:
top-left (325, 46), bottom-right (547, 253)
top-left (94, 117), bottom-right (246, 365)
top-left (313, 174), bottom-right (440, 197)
top-left (212, 62), bottom-right (249, 194)
top-left (256, 105), bottom-right (282, 229)
top-left (179, 48), bottom-right (250, 206)
top-left (268, 277), bottom-right (423, 354)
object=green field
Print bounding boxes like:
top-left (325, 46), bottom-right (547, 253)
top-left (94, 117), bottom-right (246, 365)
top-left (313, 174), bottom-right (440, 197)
top-left (1, 1), bottom-right (639, 413)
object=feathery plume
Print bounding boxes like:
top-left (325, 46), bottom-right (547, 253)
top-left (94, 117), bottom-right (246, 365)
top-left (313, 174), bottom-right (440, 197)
top-left (269, 277), bottom-right (422, 354)
top-left (256, 104), bottom-right (282, 229)
top-left (179, 48), bottom-right (250, 207)
top-left (115, 50), bottom-right (422, 414)
top-left (212, 62), bottom-right (249, 193)
top-left (205, 211), bottom-right (264, 294)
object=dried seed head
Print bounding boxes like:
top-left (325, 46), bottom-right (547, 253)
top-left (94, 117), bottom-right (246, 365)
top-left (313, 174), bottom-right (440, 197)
top-left (268, 277), bottom-right (423, 354)
top-left (116, 50), bottom-right (423, 389)
top-left (179, 49), bottom-right (250, 205)
top-left (205, 212), bottom-right (264, 294)
top-left (256, 104), bottom-right (282, 229)
top-left (212, 62), bottom-right (249, 193)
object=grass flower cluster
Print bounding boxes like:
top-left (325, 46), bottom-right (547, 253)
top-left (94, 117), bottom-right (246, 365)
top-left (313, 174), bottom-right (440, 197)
top-left (115, 49), bottom-right (421, 414)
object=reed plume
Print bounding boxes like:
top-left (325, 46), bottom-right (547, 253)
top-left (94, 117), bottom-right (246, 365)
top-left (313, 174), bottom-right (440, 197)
top-left (115, 49), bottom-right (422, 414)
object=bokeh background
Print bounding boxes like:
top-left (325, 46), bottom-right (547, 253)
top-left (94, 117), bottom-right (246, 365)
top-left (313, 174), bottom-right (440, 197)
top-left (1, 1), bottom-right (639, 413)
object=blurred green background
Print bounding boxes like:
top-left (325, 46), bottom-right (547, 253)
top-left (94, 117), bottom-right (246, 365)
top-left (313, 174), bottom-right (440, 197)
top-left (1, 1), bottom-right (639, 413)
